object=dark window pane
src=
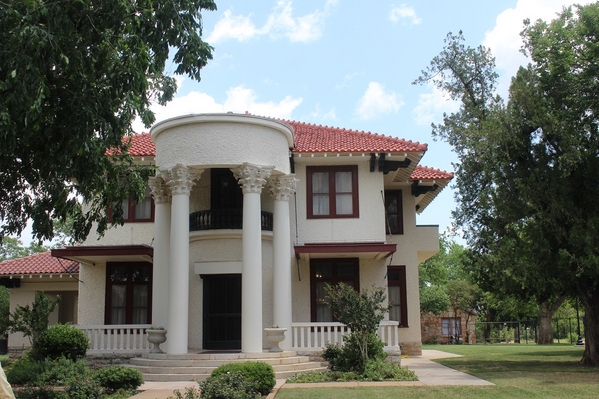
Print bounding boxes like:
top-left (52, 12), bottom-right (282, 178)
top-left (388, 270), bottom-right (400, 281)
top-left (132, 266), bottom-right (151, 282)
top-left (110, 266), bottom-right (128, 282)
top-left (315, 264), bottom-right (332, 279)
top-left (337, 264), bottom-right (355, 278)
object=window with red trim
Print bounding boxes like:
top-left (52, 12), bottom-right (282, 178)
top-left (109, 186), bottom-right (155, 223)
top-left (388, 265), bottom-right (408, 327)
top-left (310, 258), bottom-right (359, 322)
top-left (105, 262), bottom-right (152, 324)
top-left (307, 166), bottom-right (359, 218)
top-left (384, 190), bottom-right (403, 234)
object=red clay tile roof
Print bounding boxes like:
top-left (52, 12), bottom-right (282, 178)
top-left (125, 133), bottom-right (156, 157)
top-left (410, 165), bottom-right (454, 180)
top-left (106, 133), bottom-right (156, 157)
top-left (0, 251), bottom-right (79, 276)
top-left (283, 120), bottom-right (428, 153)
top-left (130, 120), bottom-right (427, 154)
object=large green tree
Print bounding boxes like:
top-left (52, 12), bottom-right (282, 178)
top-left (415, 4), bottom-right (599, 365)
top-left (0, 0), bottom-right (216, 242)
top-left (419, 235), bottom-right (466, 315)
top-left (0, 237), bottom-right (47, 262)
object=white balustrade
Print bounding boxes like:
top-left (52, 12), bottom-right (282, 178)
top-left (291, 321), bottom-right (400, 352)
top-left (77, 324), bottom-right (152, 353)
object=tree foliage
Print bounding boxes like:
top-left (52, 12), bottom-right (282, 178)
top-left (9, 292), bottom-right (60, 347)
top-left (0, 0), bottom-right (217, 242)
top-left (325, 283), bottom-right (389, 371)
top-left (419, 235), bottom-right (467, 315)
top-left (415, 4), bottom-right (599, 364)
top-left (0, 237), bottom-right (47, 262)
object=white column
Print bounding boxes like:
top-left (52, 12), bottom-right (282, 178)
top-left (234, 163), bottom-right (273, 353)
top-left (163, 164), bottom-right (199, 354)
top-left (269, 175), bottom-right (297, 351)
top-left (148, 176), bottom-right (171, 333)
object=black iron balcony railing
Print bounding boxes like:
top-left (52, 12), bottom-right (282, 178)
top-left (189, 209), bottom-right (273, 232)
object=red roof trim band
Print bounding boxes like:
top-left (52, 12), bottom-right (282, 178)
top-left (51, 245), bottom-right (154, 259)
top-left (294, 242), bottom-right (397, 259)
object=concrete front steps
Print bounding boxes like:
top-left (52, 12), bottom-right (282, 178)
top-left (127, 351), bottom-right (326, 382)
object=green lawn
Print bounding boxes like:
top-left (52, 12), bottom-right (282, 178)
top-left (275, 344), bottom-right (599, 399)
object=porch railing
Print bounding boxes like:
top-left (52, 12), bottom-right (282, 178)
top-left (189, 210), bottom-right (273, 231)
top-left (291, 321), bottom-right (400, 352)
top-left (77, 324), bottom-right (152, 353)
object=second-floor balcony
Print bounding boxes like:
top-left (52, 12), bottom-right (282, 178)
top-left (189, 209), bottom-right (274, 232)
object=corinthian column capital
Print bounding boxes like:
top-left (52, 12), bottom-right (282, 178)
top-left (148, 176), bottom-right (171, 204)
top-left (233, 163), bottom-right (273, 194)
top-left (269, 175), bottom-right (298, 201)
top-left (161, 164), bottom-right (202, 196)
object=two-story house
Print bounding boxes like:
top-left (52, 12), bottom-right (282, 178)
top-left (2, 113), bottom-right (452, 359)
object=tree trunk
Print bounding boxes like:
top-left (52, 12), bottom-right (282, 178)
top-left (579, 283), bottom-right (599, 366)
top-left (537, 296), bottom-right (567, 344)
top-left (484, 309), bottom-right (492, 343)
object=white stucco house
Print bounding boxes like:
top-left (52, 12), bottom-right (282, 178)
top-left (1, 113), bottom-right (452, 358)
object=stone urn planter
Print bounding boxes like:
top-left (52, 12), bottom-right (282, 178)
top-left (264, 327), bottom-right (287, 352)
top-left (147, 328), bottom-right (167, 354)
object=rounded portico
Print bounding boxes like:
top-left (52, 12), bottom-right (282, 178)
top-left (148, 113), bottom-right (296, 354)
top-left (150, 113), bottom-right (294, 175)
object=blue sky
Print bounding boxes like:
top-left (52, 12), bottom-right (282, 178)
top-left (131, 0), bottom-right (590, 242)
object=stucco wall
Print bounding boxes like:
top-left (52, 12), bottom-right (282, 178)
top-left (78, 264), bottom-right (107, 325)
top-left (385, 188), bottom-right (436, 355)
top-left (293, 159), bottom-right (386, 243)
top-left (83, 222), bottom-right (154, 246)
top-left (151, 115), bottom-right (293, 174)
top-left (7, 279), bottom-right (79, 350)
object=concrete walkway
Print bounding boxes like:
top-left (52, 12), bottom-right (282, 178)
top-left (131, 349), bottom-right (493, 398)
top-left (401, 349), bottom-right (494, 386)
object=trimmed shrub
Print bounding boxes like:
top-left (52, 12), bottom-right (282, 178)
top-left (211, 362), bottom-right (275, 396)
top-left (65, 369), bottom-right (102, 399)
top-left (362, 358), bottom-right (417, 381)
top-left (6, 356), bottom-right (44, 385)
top-left (94, 365), bottom-right (144, 392)
top-left (36, 357), bottom-right (87, 386)
top-left (34, 323), bottom-right (89, 361)
top-left (167, 387), bottom-right (202, 399)
top-left (13, 385), bottom-right (59, 399)
top-left (322, 332), bottom-right (385, 373)
top-left (198, 371), bottom-right (260, 399)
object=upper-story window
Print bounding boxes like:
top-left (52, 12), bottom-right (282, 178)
top-left (384, 190), bottom-right (403, 234)
top-left (307, 165), bottom-right (359, 218)
top-left (119, 186), bottom-right (154, 222)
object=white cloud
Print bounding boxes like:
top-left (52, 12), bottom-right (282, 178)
top-left (222, 85), bottom-right (303, 117)
top-left (389, 4), bottom-right (421, 25)
top-left (356, 82), bottom-right (404, 120)
top-left (413, 83), bottom-right (460, 126)
top-left (207, 0), bottom-right (338, 43)
top-left (206, 10), bottom-right (261, 43)
top-left (483, 0), bottom-right (592, 95)
top-left (335, 73), bottom-right (358, 90)
top-left (132, 86), bottom-right (302, 132)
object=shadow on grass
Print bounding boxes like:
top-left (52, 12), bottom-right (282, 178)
top-left (516, 350), bottom-right (584, 359)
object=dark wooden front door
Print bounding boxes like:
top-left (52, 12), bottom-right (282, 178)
top-left (203, 274), bottom-right (241, 350)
